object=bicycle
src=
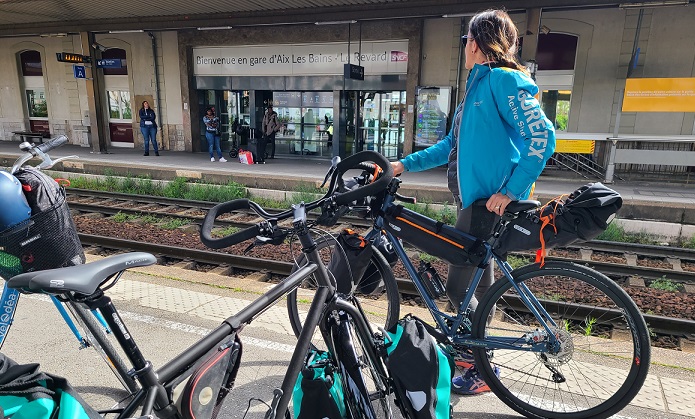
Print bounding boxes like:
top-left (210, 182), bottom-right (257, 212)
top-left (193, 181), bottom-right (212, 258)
top-left (0, 137), bottom-right (139, 395)
top-left (286, 170), bottom-right (652, 419)
top-left (6, 150), bottom-right (402, 418)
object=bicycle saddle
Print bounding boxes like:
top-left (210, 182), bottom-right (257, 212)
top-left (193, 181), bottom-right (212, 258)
top-left (7, 252), bottom-right (157, 295)
top-left (505, 200), bottom-right (541, 213)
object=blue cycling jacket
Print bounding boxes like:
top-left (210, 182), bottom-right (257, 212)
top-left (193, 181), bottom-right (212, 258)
top-left (401, 63), bottom-right (556, 208)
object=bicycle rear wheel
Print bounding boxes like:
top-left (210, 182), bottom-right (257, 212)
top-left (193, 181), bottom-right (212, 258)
top-left (471, 261), bottom-right (650, 419)
top-left (287, 234), bottom-right (400, 341)
top-left (66, 301), bottom-right (139, 394)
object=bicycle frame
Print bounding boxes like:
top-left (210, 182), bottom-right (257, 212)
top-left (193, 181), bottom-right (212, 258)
top-left (78, 203), bottom-right (381, 419)
top-left (368, 180), bottom-right (563, 354)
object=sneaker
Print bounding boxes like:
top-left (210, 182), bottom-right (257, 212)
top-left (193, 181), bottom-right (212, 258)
top-left (454, 349), bottom-right (475, 370)
top-left (143, 152), bottom-right (149, 156)
top-left (219, 157), bottom-right (227, 162)
top-left (211, 157), bottom-right (215, 162)
top-left (451, 366), bottom-right (500, 395)
top-left (155, 152), bottom-right (160, 156)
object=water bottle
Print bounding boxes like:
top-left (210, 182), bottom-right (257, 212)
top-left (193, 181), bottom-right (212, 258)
top-left (417, 261), bottom-right (446, 300)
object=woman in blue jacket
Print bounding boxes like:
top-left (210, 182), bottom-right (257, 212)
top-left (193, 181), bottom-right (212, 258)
top-left (392, 9), bottom-right (556, 395)
top-left (139, 101), bottom-right (159, 156)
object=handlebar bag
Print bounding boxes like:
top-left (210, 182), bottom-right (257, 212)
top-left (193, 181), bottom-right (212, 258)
top-left (383, 315), bottom-right (453, 419)
top-left (292, 349), bottom-right (346, 419)
top-left (326, 229), bottom-right (376, 295)
top-left (178, 334), bottom-right (242, 419)
top-left (494, 182), bottom-right (622, 257)
top-left (1, 168), bottom-right (85, 273)
top-left (383, 205), bottom-right (486, 267)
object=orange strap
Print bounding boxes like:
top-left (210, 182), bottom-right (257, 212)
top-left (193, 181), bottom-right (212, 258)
top-left (344, 228), bottom-right (367, 248)
top-left (55, 178), bottom-right (71, 187)
top-left (535, 194), bottom-right (568, 267)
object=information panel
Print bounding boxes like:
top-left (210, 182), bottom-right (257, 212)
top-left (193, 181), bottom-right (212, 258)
top-left (415, 87), bottom-right (450, 147)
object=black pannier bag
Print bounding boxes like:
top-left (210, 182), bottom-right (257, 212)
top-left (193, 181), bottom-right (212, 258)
top-left (383, 205), bottom-right (486, 267)
top-left (0, 168), bottom-right (85, 273)
top-left (494, 182), bottom-right (622, 257)
top-left (383, 315), bottom-right (453, 419)
top-left (327, 229), bottom-right (375, 294)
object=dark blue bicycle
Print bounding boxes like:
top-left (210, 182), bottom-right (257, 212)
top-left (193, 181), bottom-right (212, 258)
top-left (287, 170), bottom-right (651, 419)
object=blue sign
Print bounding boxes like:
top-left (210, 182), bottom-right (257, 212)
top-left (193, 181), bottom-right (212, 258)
top-left (96, 58), bottom-right (122, 69)
top-left (73, 65), bottom-right (86, 79)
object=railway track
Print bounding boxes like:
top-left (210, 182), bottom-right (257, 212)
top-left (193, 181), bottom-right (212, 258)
top-left (67, 189), bottom-right (695, 284)
top-left (77, 231), bottom-right (695, 344)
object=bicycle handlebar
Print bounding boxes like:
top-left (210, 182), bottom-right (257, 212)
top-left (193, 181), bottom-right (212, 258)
top-left (200, 151), bottom-right (394, 248)
top-left (333, 151), bottom-right (393, 206)
top-left (200, 199), bottom-right (262, 249)
top-left (35, 135), bottom-right (68, 155)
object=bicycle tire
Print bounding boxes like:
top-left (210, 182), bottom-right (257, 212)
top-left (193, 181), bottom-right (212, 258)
top-left (229, 148), bottom-right (239, 159)
top-left (67, 301), bottom-right (139, 394)
top-left (287, 234), bottom-right (400, 339)
top-left (470, 261), bottom-right (650, 419)
top-left (329, 310), bottom-right (396, 419)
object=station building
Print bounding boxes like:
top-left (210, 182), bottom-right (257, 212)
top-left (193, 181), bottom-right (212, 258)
top-left (0, 1), bottom-right (693, 181)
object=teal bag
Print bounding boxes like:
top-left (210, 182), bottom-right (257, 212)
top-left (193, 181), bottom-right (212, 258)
top-left (293, 349), bottom-right (346, 419)
top-left (384, 315), bottom-right (453, 419)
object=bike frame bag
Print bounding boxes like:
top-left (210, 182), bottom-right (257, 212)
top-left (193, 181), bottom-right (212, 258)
top-left (175, 334), bottom-right (242, 419)
top-left (383, 205), bottom-right (486, 267)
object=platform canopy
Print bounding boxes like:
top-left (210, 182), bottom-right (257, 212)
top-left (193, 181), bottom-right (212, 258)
top-left (0, 0), bottom-right (640, 37)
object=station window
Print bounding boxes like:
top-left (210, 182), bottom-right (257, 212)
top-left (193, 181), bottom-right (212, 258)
top-left (20, 50), bottom-right (43, 76)
top-left (535, 33), bottom-right (578, 132)
top-left (26, 89), bottom-right (48, 118)
top-left (101, 48), bottom-right (128, 76)
top-left (108, 91), bottom-right (132, 120)
top-left (19, 50), bottom-right (49, 131)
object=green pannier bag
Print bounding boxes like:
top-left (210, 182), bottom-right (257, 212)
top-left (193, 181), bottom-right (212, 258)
top-left (292, 349), bottom-right (346, 419)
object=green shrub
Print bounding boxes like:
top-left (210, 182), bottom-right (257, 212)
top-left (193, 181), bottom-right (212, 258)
top-left (649, 277), bottom-right (680, 292)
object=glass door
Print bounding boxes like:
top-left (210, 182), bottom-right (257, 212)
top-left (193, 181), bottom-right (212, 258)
top-left (357, 91), bottom-right (405, 159)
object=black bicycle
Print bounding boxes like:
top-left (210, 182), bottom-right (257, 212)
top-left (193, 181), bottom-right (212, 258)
top-left (6, 151), bottom-right (403, 419)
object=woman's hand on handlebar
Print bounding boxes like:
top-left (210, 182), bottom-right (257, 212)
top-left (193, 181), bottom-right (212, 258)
top-left (391, 161), bottom-right (405, 176)
top-left (486, 193), bottom-right (513, 216)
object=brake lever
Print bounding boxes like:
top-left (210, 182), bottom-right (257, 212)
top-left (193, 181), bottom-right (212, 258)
top-left (320, 166), bottom-right (335, 188)
top-left (243, 228), bottom-right (288, 254)
top-left (40, 155), bottom-right (79, 170)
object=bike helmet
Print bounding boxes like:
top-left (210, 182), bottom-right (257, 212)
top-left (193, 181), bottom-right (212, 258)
top-left (0, 171), bottom-right (31, 230)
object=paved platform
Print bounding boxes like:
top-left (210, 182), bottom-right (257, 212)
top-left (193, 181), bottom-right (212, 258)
top-left (8, 253), bottom-right (692, 418)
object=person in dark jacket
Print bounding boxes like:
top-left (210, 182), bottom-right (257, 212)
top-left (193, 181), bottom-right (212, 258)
top-left (139, 101), bottom-right (159, 156)
top-left (392, 8), bottom-right (556, 396)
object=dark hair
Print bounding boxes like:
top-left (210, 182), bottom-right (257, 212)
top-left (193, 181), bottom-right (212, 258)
top-left (140, 100), bottom-right (150, 110)
top-left (469, 9), bottom-right (527, 74)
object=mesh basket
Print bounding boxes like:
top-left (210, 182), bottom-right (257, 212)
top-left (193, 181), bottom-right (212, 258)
top-left (0, 191), bottom-right (84, 274)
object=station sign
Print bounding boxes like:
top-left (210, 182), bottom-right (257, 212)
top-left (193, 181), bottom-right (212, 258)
top-left (96, 58), bottom-right (123, 69)
top-left (56, 52), bottom-right (90, 64)
top-left (344, 63), bottom-right (365, 81)
top-left (73, 65), bottom-right (86, 79)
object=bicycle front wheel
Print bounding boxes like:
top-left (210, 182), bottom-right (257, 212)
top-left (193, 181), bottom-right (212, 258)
top-left (329, 310), bottom-right (397, 419)
top-left (66, 301), bottom-right (139, 394)
top-left (471, 261), bottom-right (650, 419)
top-left (287, 234), bottom-right (400, 340)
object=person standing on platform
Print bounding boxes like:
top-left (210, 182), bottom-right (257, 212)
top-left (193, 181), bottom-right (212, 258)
top-left (262, 104), bottom-right (281, 160)
top-left (203, 107), bottom-right (226, 162)
top-left (391, 8), bottom-right (556, 396)
top-left (139, 101), bottom-right (159, 156)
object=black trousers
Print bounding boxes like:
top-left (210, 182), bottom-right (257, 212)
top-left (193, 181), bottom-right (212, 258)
top-left (256, 136), bottom-right (267, 162)
top-left (267, 132), bottom-right (276, 158)
top-left (446, 199), bottom-right (498, 313)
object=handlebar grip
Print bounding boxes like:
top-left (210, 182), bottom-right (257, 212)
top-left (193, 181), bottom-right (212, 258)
top-left (35, 135), bottom-right (68, 154)
top-left (334, 151), bottom-right (393, 206)
top-left (200, 199), bottom-right (261, 249)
